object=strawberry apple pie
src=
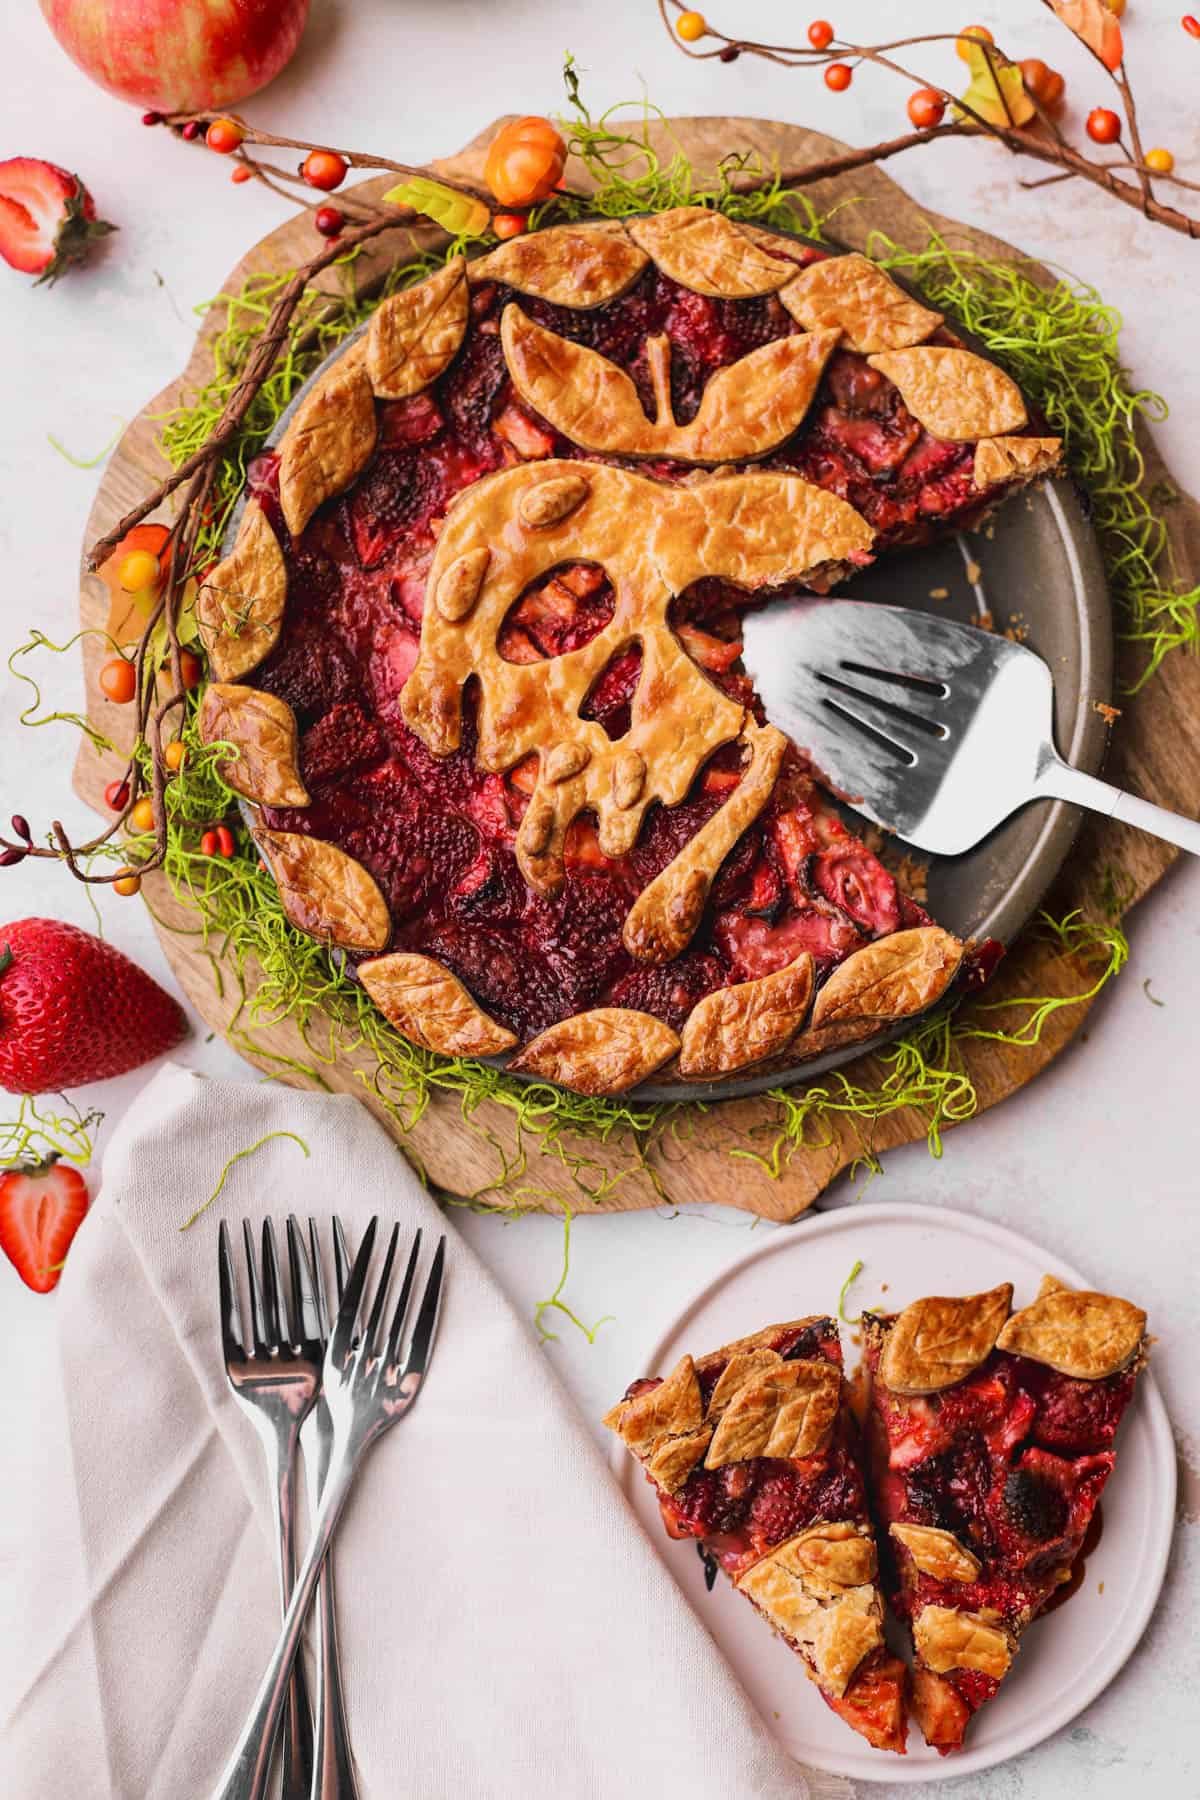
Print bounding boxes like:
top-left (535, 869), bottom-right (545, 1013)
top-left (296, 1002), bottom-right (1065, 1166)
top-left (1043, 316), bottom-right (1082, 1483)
top-left (197, 207), bottom-right (1060, 1094)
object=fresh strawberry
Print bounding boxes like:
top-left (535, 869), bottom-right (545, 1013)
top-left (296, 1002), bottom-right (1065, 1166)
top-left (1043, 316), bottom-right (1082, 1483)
top-left (0, 158), bottom-right (115, 285)
top-left (0, 919), bottom-right (187, 1093)
top-left (0, 1157), bottom-right (88, 1293)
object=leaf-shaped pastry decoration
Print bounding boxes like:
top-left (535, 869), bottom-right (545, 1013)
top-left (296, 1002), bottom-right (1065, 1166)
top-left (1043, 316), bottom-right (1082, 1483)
top-left (737, 1533), bottom-right (884, 1698)
top-left (508, 1007), bottom-right (680, 1095)
top-left (867, 348), bottom-right (1027, 442)
top-left (780, 253), bottom-right (942, 354)
top-left (678, 952), bottom-right (815, 1077)
top-left (973, 436), bottom-right (1061, 490)
top-left (277, 343), bottom-right (378, 539)
top-left (1049, 0), bottom-right (1123, 71)
top-left (468, 219), bottom-right (649, 308)
top-left (995, 1286), bottom-right (1146, 1379)
top-left (366, 257), bottom-right (468, 400)
top-left (602, 1354), bottom-right (704, 1455)
top-left (255, 828), bottom-right (390, 951)
top-left (196, 500), bottom-right (288, 681)
top-left (501, 304), bottom-right (838, 464)
top-left (198, 682), bottom-right (308, 807)
top-left (811, 927), bottom-right (963, 1028)
top-left (358, 951), bottom-right (517, 1057)
top-left (890, 1524), bottom-right (982, 1584)
top-left (705, 1348), bottom-right (784, 1419)
top-left (914, 1606), bottom-right (1012, 1680)
top-left (623, 725), bottom-right (788, 964)
top-left (881, 1284), bottom-right (1014, 1395)
top-left (382, 176), bottom-right (491, 239)
top-left (645, 1427), bottom-right (714, 1494)
top-left (704, 1359), bottom-right (841, 1466)
top-left (627, 207), bottom-right (795, 297)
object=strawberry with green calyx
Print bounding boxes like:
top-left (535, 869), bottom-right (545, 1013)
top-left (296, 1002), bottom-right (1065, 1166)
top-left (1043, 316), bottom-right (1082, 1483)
top-left (0, 157), bottom-right (115, 285)
top-left (0, 1154), bottom-right (88, 1293)
top-left (0, 919), bottom-right (188, 1093)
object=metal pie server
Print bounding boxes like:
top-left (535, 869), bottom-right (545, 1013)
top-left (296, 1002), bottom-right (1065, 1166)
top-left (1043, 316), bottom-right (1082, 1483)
top-left (740, 598), bottom-right (1200, 858)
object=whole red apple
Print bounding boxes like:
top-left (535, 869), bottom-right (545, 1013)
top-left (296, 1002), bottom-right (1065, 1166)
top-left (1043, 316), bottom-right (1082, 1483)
top-left (39, 0), bottom-right (311, 112)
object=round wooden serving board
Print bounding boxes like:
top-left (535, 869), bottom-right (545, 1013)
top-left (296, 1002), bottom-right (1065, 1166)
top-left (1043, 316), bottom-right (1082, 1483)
top-left (73, 116), bottom-right (1200, 1220)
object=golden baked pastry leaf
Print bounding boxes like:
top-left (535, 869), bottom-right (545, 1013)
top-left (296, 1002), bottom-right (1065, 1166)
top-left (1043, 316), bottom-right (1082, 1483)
top-left (867, 347), bottom-right (1028, 441)
top-left (468, 219), bottom-right (649, 307)
top-left (254, 828), bottom-right (390, 951)
top-left (704, 1348), bottom-right (785, 1418)
top-left (737, 1524), bottom-right (884, 1698)
top-left (365, 257), bottom-right (468, 400)
top-left (880, 1283), bottom-right (1014, 1395)
top-left (278, 343), bottom-right (377, 538)
top-left (973, 435), bottom-right (1062, 489)
top-left (627, 207), bottom-right (796, 297)
top-left (780, 253), bottom-right (943, 354)
top-left (678, 953), bottom-right (815, 1077)
top-left (601, 1353), bottom-right (704, 1457)
top-left (508, 1008), bottom-right (680, 1095)
top-left (357, 952), bottom-right (517, 1058)
top-left (810, 926), bottom-right (963, 1029)
top-left (913, 1605), bottom-right (1012, 1680)
top-left (705, 1359), bottom-right (841, 1467)
top-left (196, 499), bottom-right (288, 681)
top-left (890, 1522), bottom-right (982, 1584)
top-left (198, 682), bottom-right (308, 808)
top-left (996, 1285), bottom-right (1146, 1380)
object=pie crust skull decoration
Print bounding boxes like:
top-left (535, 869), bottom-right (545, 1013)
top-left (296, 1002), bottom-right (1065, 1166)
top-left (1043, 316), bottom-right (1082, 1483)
top-left (200, 206), bottom-right (1064, 1095)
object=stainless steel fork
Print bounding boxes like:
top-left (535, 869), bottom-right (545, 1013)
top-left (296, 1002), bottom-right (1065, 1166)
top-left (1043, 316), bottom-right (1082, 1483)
top-left (218, 1219), bottom-right (320, 1800)
top-left (209, 1219), bottom-right (447, 1800)
top-left (299, 1217), bottom-right (358, 1800)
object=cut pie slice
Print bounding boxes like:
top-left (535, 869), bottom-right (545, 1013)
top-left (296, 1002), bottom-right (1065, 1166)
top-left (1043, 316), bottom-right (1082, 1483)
top-left (862, 1276), bottom-right (1148, 1753)
top-left (604, 1318), bottom-right (908, 1753)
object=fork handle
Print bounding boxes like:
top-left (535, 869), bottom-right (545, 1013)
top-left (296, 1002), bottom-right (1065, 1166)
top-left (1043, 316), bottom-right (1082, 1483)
top-left (1036, 754), bottom-right (1200, 857)
top-left (208, 1452), bottom-right (356, 1800)
top-left (305, 1416), bottom-right (359, 1800)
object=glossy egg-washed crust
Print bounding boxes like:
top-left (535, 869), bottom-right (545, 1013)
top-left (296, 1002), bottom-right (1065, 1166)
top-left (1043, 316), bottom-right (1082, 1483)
top-left (864, 1276), bottom-right (1148, 1752)
top-left (198, 209), bottom-right (1062, 1095)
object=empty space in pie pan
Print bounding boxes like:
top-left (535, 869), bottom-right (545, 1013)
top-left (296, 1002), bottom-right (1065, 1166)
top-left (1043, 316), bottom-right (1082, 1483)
top-left (230, 227), bottom-right (1112, 1102)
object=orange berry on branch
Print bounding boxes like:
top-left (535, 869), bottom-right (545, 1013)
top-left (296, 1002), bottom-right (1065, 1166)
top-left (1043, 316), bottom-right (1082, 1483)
top-left (99, 657), bottom-right (136, 704)
top-left (492, 212), bottom-right (527, 240)
top-left (129, 797), bottom-right (155, 834)
top-left (1019, 59), bottom-right (1066, 111)
top-left (231, 164), bottom-right (252, 185)
top-left (907, 87), bottom-right (946, 129)
top-left (200, 829), bottom-right (218, 858)
top-left (825, 62), bottom-right (853, 91)
top-left (1185, 15), bottom-right (1200, 38)
top-left (676, 10), bottom-right (708, 41)
top-left (113, 868), bottom-right (141, 897)
top-left (956, 23), bottom-right (994, 60)
top-left (807, 19), bottom-right (834, 49)
top-left (178, 649), bottom-right (203, 690)
top-left (1087, 107), bottom-right (1122, 144)
top-left (303, 149), bottom-right (348, 192)
top-left (117, 547), bottom-right (160, 593)
top-left (163, 740), bottom-right (186, 773)
top-left (216, 825), bottom-right (236, 858)
top-left (483, 116), bottom-right (567, 208)
top-left (1145, 146), bottom-right (1175, 173)
top-left (104, 779), bottom-right (130, 812)
top-left (205, 117), bottom-right (244, 155)
top-left (314, 205), bottom-right (345, 238)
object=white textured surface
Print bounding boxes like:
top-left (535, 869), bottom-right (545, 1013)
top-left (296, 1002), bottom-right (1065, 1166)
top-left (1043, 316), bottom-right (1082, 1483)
top-left (0, 3), bottom-right (1197, 1796)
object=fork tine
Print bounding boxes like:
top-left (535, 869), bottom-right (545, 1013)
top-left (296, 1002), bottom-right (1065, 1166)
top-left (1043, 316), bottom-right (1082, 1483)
top-left (402, 1237), bottom-right (447, 1379)
top-left (332, 1217), bottom-right (351, 1303)
top-left (328, 1216), bottom-right (378, 1368)
top-left (218, 1220), bottom-right (244, 1363)
top-left (242, 1219), bottom-right (270, 1355)
top-left (306, 1216), bottom-right (331, 1339)
top-left (260, 1220), bottom-right (285, 1347)
top-left (383, 1230), bottom-right (422, 1369)
top-left (286, 1215), bottom-right (321, 1343)
top-left (362, 1222), bottom-right (400, 1353)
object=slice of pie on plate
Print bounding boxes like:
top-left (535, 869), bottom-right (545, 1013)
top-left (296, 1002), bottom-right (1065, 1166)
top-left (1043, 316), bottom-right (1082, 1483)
top-left (197, 207), bottom-right (1063, 1093)
top-left (604, 1317), bottom-right (909, 1753)
top-left (862, 1275), bottom-right (1148, 1753)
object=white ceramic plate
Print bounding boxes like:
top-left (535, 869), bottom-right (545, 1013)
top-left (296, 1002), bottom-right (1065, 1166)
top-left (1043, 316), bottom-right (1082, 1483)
top-left (610, 1203), bottom-right (1175, 1783)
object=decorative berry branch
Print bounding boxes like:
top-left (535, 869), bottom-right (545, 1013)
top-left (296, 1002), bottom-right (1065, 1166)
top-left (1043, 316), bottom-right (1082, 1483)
top-left (661, 1), bottom-right (1200, 239)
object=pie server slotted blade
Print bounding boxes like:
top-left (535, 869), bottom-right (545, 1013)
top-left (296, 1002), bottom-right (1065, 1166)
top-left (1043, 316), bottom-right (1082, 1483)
top-left (740, 599), bottom-right (1200, 858)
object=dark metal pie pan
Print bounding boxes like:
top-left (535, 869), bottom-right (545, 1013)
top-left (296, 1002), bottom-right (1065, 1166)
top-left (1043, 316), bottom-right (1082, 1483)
top-left (229, 228), bottom-right (1111, 1104)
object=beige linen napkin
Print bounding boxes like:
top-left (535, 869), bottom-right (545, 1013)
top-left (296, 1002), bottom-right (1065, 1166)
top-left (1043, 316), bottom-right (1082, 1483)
top-left (0, 1065), bottom-right (851, 1800)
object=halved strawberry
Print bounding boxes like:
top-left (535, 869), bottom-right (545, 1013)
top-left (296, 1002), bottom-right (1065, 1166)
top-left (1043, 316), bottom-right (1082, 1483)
top-left (0, 1157), bottom-right (89, 1293)
top-left (0, 158), bottom-right (114, 285)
